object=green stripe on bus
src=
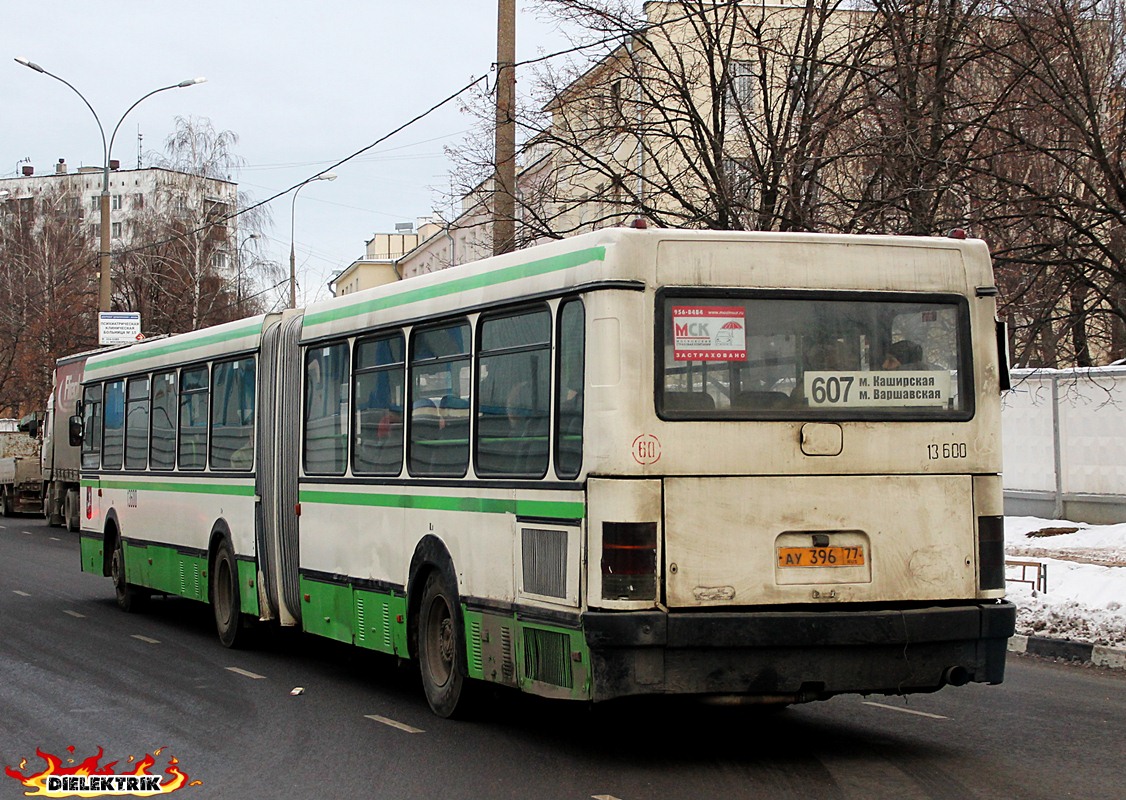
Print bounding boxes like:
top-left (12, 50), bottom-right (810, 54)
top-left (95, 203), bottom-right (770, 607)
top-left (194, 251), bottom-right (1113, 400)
top-left (97, 479), bottom-right (255, 497)
top-left (300, 489), bottom-right (585, 520)
top-left (302, 246), bottom-right (607, 329)
top-left (85, 321), bottom-right (264, 374)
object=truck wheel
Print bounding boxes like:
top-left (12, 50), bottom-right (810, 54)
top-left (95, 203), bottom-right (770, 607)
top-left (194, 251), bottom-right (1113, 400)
top-left (0, 488), bottom-right (8, 517)
top-left (64, 490), bottom-right (79, 532)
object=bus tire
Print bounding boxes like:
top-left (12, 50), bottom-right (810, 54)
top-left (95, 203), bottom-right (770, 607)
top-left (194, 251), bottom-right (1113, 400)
top-left (111, 536), bottom-right (146, 613)
top-left (418, 569), bottom-right (473, 718)
top-left (211, 539), bottom-right (245, 649)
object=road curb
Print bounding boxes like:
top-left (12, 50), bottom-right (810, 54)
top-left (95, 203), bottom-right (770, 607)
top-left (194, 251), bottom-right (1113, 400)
top-left (1008, 634), bottom-right (1126, 670)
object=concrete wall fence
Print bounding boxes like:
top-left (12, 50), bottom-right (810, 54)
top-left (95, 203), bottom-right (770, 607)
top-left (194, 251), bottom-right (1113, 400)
top-left (1003, 367), bottom-right (1126, 524)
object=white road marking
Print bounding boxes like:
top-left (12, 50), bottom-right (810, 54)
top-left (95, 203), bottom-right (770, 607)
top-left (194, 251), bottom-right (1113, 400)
top-left (50, 537), bottom-right (60, 541)
top-left (131, 635), bottom-right (161, 644)
top-left (226, 666), bottom-right (266, 680)
top-left (593, 795), bottom-right (624, 800)
top-left (862, 701), bottom-right (949, 720)
top-left (23, 531), bottom-right (32, 535)
top-left (363, 714), bottom-right (424, 734)
top-left (13, 590), bottom-right (30, 597)
top-left (63, 610), bottom-right (86, 618)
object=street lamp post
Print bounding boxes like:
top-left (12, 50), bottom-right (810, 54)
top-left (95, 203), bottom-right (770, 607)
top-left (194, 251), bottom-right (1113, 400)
top-left (236, 232), bottom-right (260, 315)
top-left (289, 173), bottom-right (336, 309)
top-left (14, 57), bottom-right (205, 316)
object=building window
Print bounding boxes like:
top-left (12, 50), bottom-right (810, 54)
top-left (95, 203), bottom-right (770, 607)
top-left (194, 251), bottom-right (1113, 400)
top-left (111, 194), bottom-right (122, 211)
top-left (726, 60), bottom-right (757, 115)
top-left (111, 222), bottom-right (122, 239)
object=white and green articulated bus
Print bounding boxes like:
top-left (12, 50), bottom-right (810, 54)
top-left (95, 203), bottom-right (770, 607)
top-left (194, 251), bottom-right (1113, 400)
top-left (77, 227), bottom-right (1016, 717)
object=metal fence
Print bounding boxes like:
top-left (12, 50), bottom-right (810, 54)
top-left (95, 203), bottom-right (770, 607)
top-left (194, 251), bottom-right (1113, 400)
top-left (1003, 367), bottom-right (1126, 524)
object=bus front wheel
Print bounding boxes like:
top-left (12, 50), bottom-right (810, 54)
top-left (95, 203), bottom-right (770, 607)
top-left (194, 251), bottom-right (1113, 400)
top-left (210, 539), bottom-right (245, 649)
top-left (111, 537), bottom-right (146, 613)
top-left (418, 569), bottom-right (472, 718)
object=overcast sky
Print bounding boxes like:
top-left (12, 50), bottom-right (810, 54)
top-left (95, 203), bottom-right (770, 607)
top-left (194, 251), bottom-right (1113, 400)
top-left (3, 1), bottom-right (577, 309)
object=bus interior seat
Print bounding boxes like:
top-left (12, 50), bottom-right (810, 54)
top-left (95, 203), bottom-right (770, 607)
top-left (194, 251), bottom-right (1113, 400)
top-left (734, 390), bottom-right (790, 409)
top-left (663, 391), bottom-right (715, 411)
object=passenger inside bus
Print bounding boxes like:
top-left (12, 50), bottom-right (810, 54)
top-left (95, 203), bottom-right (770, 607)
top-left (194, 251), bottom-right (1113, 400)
top-left (882, 339), bottom-right (926, 370)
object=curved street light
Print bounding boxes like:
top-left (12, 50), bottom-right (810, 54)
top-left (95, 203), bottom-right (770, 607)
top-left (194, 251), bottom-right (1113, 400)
top-left (236, 232), bottom-right (260, 315)
top-left (289, 172), bottom-right (337, 309)
top-left (14, 57), bottom-right (206, 316)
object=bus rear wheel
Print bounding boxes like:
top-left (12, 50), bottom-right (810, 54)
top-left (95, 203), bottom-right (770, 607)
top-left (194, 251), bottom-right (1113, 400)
top-left (418, 569), bottom-right (472, 718)
top-left (211, 539), bottom-right (245, 648)
top-left (111, 537), bottom-right (146, 613)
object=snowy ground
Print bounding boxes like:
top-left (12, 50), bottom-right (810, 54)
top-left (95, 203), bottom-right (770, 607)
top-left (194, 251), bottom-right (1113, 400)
top-left (1004, 516), bottom-right (1126, 648)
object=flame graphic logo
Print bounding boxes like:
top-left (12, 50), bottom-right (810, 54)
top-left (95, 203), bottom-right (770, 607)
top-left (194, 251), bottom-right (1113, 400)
top-left (4, 746), bottom-right (200, 797)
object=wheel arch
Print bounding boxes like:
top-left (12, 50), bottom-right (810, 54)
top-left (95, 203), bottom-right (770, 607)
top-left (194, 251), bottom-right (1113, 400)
top-left (101, 508), bottom-right (122, 577)
top-left (406, 534), bottom-right (458, 661)
top-left (207, 519), bottom-right (234, 583)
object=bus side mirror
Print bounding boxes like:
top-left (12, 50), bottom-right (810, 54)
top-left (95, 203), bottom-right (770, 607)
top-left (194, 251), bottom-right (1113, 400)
top-left (69, 415), bottom-right (84, 447)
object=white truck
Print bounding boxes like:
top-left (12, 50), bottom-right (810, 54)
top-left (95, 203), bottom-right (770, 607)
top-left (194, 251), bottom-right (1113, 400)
top-left (0, 414), bottom-right (44, 516)
top-left (41, 353), bottom-right (89, 530)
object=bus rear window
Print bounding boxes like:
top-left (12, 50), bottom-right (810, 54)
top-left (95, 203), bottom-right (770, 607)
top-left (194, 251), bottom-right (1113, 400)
top-left (658, 293), bottom-right (972, 420)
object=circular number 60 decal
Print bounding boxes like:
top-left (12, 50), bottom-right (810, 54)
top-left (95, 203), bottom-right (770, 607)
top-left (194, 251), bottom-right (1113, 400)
top-left (632, 434), bottom-right (661, 465)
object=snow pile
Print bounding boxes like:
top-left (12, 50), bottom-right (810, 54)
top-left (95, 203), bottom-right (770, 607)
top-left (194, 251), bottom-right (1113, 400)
top-left (1004, 517), bottom-right (1126, 648)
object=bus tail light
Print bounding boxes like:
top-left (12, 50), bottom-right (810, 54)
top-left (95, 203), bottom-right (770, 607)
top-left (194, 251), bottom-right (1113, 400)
top-left (601, 521), bottom-right (657, 600)
top-left (978, 515), bottom-right (1005, 589)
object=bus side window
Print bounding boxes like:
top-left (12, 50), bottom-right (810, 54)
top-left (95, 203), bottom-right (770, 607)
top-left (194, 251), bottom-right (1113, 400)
top-left (124, 376), bottom-right (150, 470)
top-left (211, 357), bottom-right (256, 471)
top-left (81, 385), bottom-right (103, 470)
top-left (304, 343), bottom-right (350, 475)
top-left (353, 333), bottom-right (405, 476)
top-left (409, 322), bottom-right (471, 477)
top-left (178, 366), bottom-right (209, 471)
top-left (555, 300), bottom-right (584, 480)
top-left (102, 380), bottom-right (126, 470)
top-left (476, 307), bottom-right (551, 477)
top-left (151, 371), bottom-right (177, 470)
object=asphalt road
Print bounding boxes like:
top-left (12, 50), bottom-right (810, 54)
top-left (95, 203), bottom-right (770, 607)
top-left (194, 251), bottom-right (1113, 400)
top-left (2, 515), bottom-right (1123, 800)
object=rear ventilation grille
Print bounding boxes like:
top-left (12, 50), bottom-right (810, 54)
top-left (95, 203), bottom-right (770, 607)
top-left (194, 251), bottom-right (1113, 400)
top-left (521, 527), bottom-right (567, 598)
top-left (501, 626), bottom-right (515, 681)
top-left (523, 628), bottom-right (572, 688)
top-left (180, 559), bottom-right (201, 599)
top-left (468, 619), bottom-right (484, 674)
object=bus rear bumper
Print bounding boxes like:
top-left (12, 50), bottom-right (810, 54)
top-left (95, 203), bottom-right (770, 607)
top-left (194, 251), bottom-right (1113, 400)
top-left (582, 601), bottom-right (1017, 703)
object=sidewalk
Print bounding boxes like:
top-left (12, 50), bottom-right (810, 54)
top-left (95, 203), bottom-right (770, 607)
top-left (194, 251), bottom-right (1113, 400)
top-left (1008, 634), bottom-right (1126, 670)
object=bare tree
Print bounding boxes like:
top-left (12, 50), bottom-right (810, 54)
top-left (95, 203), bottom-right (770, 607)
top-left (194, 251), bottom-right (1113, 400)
top-left (0, 186), bottom-right (97, 415)
top-left (116, 116), bottom-right (275, 333)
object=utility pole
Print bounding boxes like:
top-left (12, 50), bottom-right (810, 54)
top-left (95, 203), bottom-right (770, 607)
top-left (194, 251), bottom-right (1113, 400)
top-left (493, 0), bottom-right (516, 257)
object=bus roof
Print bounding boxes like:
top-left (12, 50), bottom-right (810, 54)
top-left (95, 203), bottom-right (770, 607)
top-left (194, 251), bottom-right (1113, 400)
top-left (83, 314), bottom-right (273, 382)
top-left (300, 228), bottom-right (992, 343)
